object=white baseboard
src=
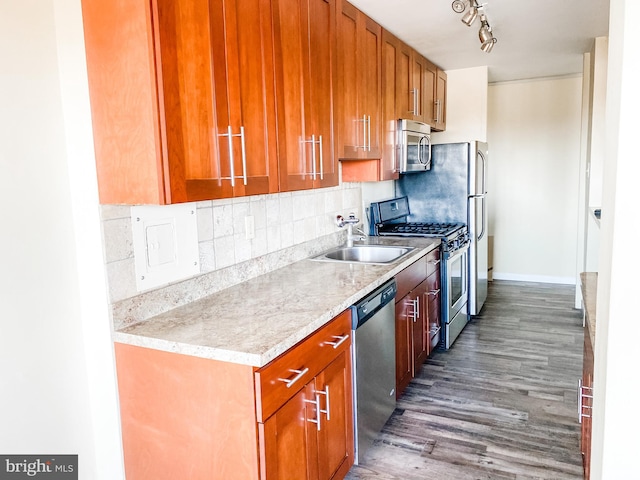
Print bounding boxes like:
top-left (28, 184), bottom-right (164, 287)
top-left (491, 272), bottom-right (576, 285)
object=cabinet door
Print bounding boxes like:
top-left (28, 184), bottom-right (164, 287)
top-left (380, 30), bottom-right (400, 181)
top-left (357, 15), bottom-right (382, 158)
top-left (260, 383), bottom-right (318, 480)
top-left (412, 280), bottom-right (428, 373)
top-left (336, 1), bottom-right (380, 161)
top-left (273, 0), bottom-right (337, 192)
top-left (396, 41), bottom-right (414, 121)
top-left (581, 334), bottom-right (594, 479)
top-left (426, 248), bottom-right (442, 352)
top-left (315, 351), bottom-right (354, 480)
top-left (422, 60), bottom-right (437, 128)
top-left (434, 69), bottom-right (447, 131)
top-left (307, 0), bottom-right (338, 188)
top-left (207, 0), bottom-right (279, 199)
top-left (395, 294), bottom-right (414, 398)
top-left (411, 53), bottom-right (427, 123)
top-left (336, 0), bottom-right (359, 159)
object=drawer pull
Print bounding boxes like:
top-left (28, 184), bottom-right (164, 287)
top-left (325, 334), bottom-right (349, 349)
top-left (428, 259), bottom-right (441, 266)
top-left (428, 289), bottom-right (441, 296)
top-left (578, 378), bottom-right (594, 424)
top-left (279, 367), bottom-right (309, 388)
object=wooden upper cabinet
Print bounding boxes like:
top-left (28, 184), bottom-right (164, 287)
top-left (380, 30), bottom-right (400, 181)
top-left (272, 0), bottom-right (338, 192)
top-left (81, 0), bottom-right (278, 204)
top-left (336, 0), bottom-right (381, 160)
top-left (393, 39), bottom-right (446, 131)
top-left (434, 69), bottom-right (447, 131)
top-left (422, 59), bottom-right (437, 127)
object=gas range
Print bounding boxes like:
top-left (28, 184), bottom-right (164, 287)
top-left (369, 196), bottom-right (471, 351)
top-left (370, 197), bottom-right (469, 253)
top-left (376, 221), bottom-right (468, 253)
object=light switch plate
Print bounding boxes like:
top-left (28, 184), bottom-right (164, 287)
top-left (131, 204), bottom-right (199, 292)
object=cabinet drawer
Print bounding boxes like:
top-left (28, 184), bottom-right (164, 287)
top-left (396, 257), bottom-right (427, 300)
top-left (426, 248), bottom-right (441, 278)
top-left (255, 310), bottom-right (352, 422)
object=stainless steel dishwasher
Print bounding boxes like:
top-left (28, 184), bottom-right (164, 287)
top-left (351, 279), bottom-right (397, 464)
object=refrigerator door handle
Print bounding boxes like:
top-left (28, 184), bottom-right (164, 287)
top-left (478, 196), bottom-right (486, 241)
top-left (478, 149), bottom-right (487, 194)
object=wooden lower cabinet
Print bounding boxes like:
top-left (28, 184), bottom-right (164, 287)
top-left (394, 248), bottom-right (441, 398)
top-left (260, 351), bottom-right (353, 480)
top-left (114, 311), bottom-right (353, 480)
top-left (581, 332), bottom-right (594, 479)
top-left (579, 272), bottom-right (596, 479)
top-left (395, 289), bottom-right (418, 396)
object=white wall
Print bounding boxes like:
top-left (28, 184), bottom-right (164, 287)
top-left (432, 66), bottom-right (488, 144)
top-left (0, 1), bottom-right (124, 477)
top-left (487, 76), bottom-right (583, 284)
top-left (591, 1), bottom-right (640, 477)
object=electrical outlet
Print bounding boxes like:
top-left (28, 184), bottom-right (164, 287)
top-left (245, 215), bottom-right (255, 240)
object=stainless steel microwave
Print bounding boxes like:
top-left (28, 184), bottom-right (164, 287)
top-left (397, 119), bottom-right (431, 173)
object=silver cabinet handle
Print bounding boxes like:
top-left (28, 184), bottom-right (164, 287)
top-left (311, 134), bottom-right (317, 180)
top-left (411, 88), bottom-right (419, 116)
top-left (409, 297), bottom-right (420, 322)
top-left (218, 126), bottom-right (248, 186)
top-left (577, 378), bottom-right (583, 424)
top-left (429, 259), bottom-right (441, 266)
top-left (317, 385), bottom-right (330, 421)
top-left (325, 333), bottom-right (349, 349)
top-left (578, 378), bottom-right (594, 424)
top-left (318, 135), bottom-right (324, 180)
top-left (355, 116), bottom-right (372, 152)
top-left (428, 289), bottom-right (441, 296)
top-left (239, 126), bottom-right (247, 185)
top-left (224, 125), bottom-right (235, 187)
top-left (303, 135), bottom-right (323, 180)
top-left (304, 393), bottom-right (322, 431)
top-left (278, 367), bottom-right (309, 388)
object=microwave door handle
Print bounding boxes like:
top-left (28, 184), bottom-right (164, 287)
top-left (419, 135), bottom-right (430, 167)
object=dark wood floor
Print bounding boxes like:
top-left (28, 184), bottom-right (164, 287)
top-left (346, 280), bottom-right (585, 480)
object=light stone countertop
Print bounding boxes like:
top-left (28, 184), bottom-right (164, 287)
top-left (113, 237), bottom-right (440, 367)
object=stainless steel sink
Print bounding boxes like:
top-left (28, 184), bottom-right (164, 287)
top-left (312, 245), bottom-right (415, 264)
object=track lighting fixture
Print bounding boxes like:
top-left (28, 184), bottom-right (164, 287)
top-left (451, 0), bottom-right (497, 53)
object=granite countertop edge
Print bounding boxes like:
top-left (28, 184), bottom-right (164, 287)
top-left (113, 237), bottom-right (440, 367)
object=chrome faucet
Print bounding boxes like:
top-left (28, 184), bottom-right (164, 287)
top-left (336, 213), bottom-right (366, 247)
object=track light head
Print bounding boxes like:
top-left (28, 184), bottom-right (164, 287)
top-left (452, 1), bottom-right (497, 53)
top-left (481, 38), bottom-right (497, 53)
top-left (461, 7), bottom-right (478, 26)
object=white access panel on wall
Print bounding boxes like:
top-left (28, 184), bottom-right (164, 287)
top-left (131, 204), bottom-right (199, 292)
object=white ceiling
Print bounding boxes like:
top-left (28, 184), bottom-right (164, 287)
top-left (347, 0), bottom-right (610, 83)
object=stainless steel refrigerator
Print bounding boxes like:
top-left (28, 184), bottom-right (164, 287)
top-left (396, 141), bottom-right (489, 316)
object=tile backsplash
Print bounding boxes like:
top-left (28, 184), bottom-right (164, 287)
top-left (101, 184), bottom-right (362, 329)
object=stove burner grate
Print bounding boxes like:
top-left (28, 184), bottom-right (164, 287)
top-left (378, 222), bottom-right (464, 237)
